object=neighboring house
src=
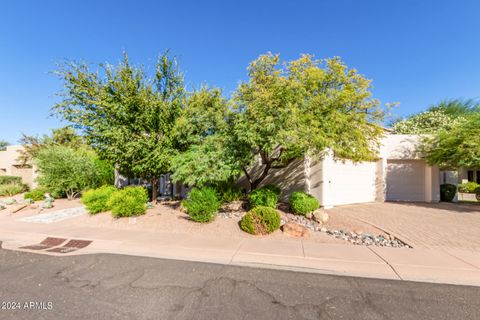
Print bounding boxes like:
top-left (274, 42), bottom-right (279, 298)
top-left (0, 145), bottom-right (36, 188)
top-left (238, 134), bottom-right (441, 208)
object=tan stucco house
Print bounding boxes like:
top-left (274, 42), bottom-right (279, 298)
top-left (239, 134), bottom-right (441, 208)
top-left (0, 145), bottom-right (36, 187)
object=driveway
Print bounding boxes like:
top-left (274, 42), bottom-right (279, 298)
top-left (330, 202), bottom-right (480, 250)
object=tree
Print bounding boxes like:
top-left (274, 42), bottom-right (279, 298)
top-left (421, 113), bottom-right (480, 169)
top-left (171, 87), bottom-right (240, 187)
top-left (53, 52), bottom-right (185, 202)
top-left (35, 145), bottom-right (99, 200)
top-left (0, 140), bottom-right (9, 151)
top-left (231, 53), bottom-right (384, 190)
top-left (391, 99), bottom-right (479, 134)
top-left (18, 126), bottom-right (84, 164)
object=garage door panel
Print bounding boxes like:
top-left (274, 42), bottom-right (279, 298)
top-left (386, 160), bottom-right (425, 201)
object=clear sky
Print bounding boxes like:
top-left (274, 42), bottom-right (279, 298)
top-left (1, 0), bottom-right (479, 144)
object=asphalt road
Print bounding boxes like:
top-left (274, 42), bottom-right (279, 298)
top-left (1, 248), bottom-right (479, 320)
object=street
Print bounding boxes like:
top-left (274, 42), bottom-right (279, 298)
top-left (1, 248), bottom-right (479, 319)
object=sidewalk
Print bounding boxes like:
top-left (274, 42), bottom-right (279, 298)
top-left (2, 215), bottom-right (480, 287)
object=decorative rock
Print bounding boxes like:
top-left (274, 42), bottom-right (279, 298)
top-left (305, 212), bottom-right (313, 219)
top-left (3, 198), bottom-right (16, 205)
top-left (313, 211), bottom-right (329, 224)
top-left (281, 222), bottom-right (309, 237)
top-left (41, 201), bottom-right (54, 209)
top-left (221, 201), bottom-right (243, 212)
top-left (146, 202), bottom-right (155, 209)
top-left (0, 204), bottom-right (5, 210)
top-left (30, 204), bottom-right (39, 209)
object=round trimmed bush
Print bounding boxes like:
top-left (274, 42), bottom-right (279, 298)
top-left (107, 186), bottom-right (148, 218)
top-left (183, 187), bottom-right (220, 223)
top-left (475, 187), bottom-right (480, 201)
top-left (440, 183), bottom-right (456, 202)
top-left (248, 185), bottom-right (280, 208)
top-left (24, 187), bottom-right (49, 201)
top-left (289, 191), bottom-right (320, 215)
top-left (81, 185), bottom-right (117, 214)
top-left (458, 182), bottom-right (479, 193)
top-left (240, 206), bottom-right (281, 235)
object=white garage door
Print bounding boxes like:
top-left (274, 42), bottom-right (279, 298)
top-left (386, 160), bottom-right (425, 201)
top-left (326, 160), bottom-right (378, 206)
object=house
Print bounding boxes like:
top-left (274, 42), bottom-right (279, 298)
top-left (0, 145), bottom-right (36, 188)
top-left (238, 134), bottom-right (440, 208)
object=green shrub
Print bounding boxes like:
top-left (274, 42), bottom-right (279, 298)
top-left (263, 184), bottom-right (281, 196)
top-left (458, 182), bottom-right (479, 193)
top-left (248, 186), bottom-right (280, 208)
top-left (289, 191), bottom-right (320, 215)
top-left (440, 184), bottom-right (456, 202)
top-left (107, 186), bottom-right (148, 217)
top-left (218, 186), bottom-right (243, 203)
top-left (182, 187), bottom-right (220, 223)
top-left (0, 182), bottom-right (28, 196)
top-left (24, 187), bottom-right (49, 201)
top-left (0, 176), bottom-right (22, 185)
top-left (81, 185), bottom-right (117, 214)
top-left (240, 206), bottom-right (281, 235)
top-left (475, 187), bottom-right (480, 201)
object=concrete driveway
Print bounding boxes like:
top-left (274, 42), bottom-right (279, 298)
top-left (330, 202), bottom-right (480, 250)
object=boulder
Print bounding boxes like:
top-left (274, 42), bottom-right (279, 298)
top-left (281, 222), bottom-right (309, 237)
top-left (221, 201), bottom-right (243, 212)
top-left (305, 212), bottom-right (313, 219)
top-left (313, 210), bottom-right (329, 224)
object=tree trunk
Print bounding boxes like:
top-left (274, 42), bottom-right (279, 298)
top-left (151, 177), bottom-right (158, 203)
top-left (250, 162), bottom-right (272, 191)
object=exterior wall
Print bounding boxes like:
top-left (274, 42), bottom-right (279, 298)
top-left (382, 135), bottom-right (439, 203)
top-left (0, 145), bottom-right (35, 188)
top-left (237, 157), bottom-right (307, 201)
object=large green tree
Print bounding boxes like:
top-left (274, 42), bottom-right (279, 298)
top-left (231, 53), bottom-right (385, 190)
top-left (53, 53), bottom-right (185, 202)
top-left (391, 99), bottom-right (479, 134)
top-left (421, 113), bottom-right (480, 168)
top-left (171, 53), bottom-right (385, 191)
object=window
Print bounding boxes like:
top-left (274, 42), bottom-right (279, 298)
top-left (468, 170), bottom-right (474, 182)
top-left (477, 171), bottom-right (480, 183)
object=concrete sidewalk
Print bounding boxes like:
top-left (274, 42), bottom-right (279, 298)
top-left (2, 219), bottom-right (480, 287)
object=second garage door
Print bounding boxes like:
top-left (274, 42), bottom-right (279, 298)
top-left (386, 160), bottom-right (425, 201)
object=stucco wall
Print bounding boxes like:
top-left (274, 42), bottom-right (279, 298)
top-left (237, 157), bottom-right (307, 201)
top-left (0, 145), bottom-right (35, 187)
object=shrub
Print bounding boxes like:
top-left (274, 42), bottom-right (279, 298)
top-left (240, 206), bottom-right (281, 235)
top-left (289, 191), bottom-right (320, 215)
top-left (248, 186), bottom-right (280, 208)
top-left (0, 176), bottom-right (22, 185)
top-left (182, 187), bottom-right (220, 222)
top-left (81, 185), bottom-right (117, 214)
top-left (107, 186), bottom-right (148, 217)
top-left (263, 184), bottom-right (281, 196)
top-left (35, 145), bottom-right (99, 200)
top-left (475, 187), bottom-right (480, 201)
top-left (458, 182), bottom-right (479, 193)
top-left (24, 187), bottom-right (49, 201)
top-left (218, 186), bottom-right (243, 203)
top-left (0, 182), bottom-right (28, 197)
top-left (440, 184), bottom-right (456, 202)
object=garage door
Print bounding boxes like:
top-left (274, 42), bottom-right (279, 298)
top-left (386, 160), bottom-right (425, 201)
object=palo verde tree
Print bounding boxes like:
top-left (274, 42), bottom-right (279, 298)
top-left (53, 52), bottom-right (185, 202)
top-left (231, 53), bottom-right (385, 191)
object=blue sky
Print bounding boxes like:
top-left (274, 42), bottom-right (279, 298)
top-left (1, 0), bottom-right (479, 143)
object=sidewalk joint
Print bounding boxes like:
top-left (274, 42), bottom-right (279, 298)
top-left (366, 246), bottom-right (403, 280)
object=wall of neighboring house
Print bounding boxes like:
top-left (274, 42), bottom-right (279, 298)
top-left (0, 145), bottom-right (35, 188)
